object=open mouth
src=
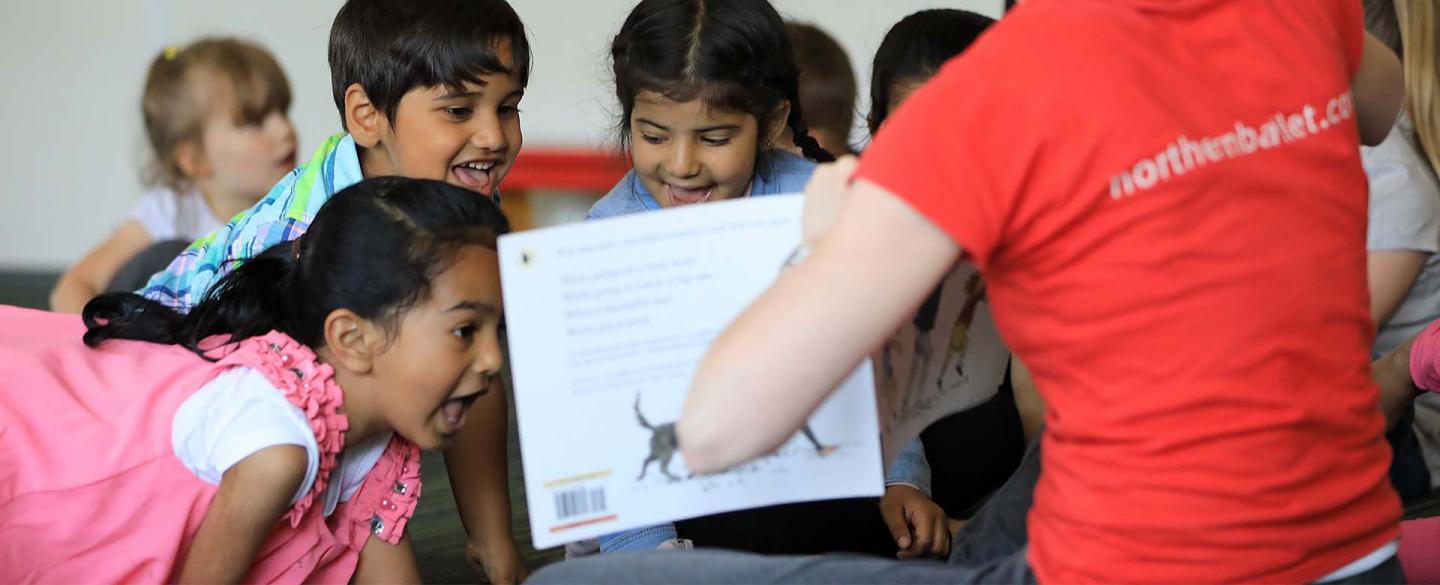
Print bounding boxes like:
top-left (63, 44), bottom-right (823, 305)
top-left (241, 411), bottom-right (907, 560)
top-left (440, 390), bottom-right (485, 433)
top-left (452, 160), bottom-right (499, 194)
top-left (665, 183), bottom-right (715, 206)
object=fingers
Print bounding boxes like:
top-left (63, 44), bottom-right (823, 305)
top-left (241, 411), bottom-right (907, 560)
top-left (932, 513), bottom-right (951, 557)
top-left (905, 505), bottom-right (935, 558)
top-left (800, 155), bottom-right (862, 244)
top-left (879, 494), bottom-right (914, 551)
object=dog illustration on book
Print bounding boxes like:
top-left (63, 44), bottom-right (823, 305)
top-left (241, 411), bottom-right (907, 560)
top-left (635, 394), bottom-right (684, 482)
top-left (635, 393), bottom-right (838, 482)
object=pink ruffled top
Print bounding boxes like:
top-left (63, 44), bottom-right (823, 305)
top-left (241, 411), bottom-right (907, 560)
top-left (0, 305), bottom-right (422, 583)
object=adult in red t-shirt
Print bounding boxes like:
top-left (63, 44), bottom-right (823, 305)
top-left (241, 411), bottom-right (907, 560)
top-left (672, 1), bottom-right (1403, 584)
top-left (529, 1), bottom-right (1408, 583)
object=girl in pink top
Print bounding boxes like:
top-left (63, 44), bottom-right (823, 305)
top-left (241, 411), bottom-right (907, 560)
top-left (0, 176), bottom-right (509, 583)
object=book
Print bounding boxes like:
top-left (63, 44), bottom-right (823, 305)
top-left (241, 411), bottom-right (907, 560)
top-left (500, 196), bottom-right (878, 547)
top-left (499, 194), bottom-right (1009, 548)
top-left (874, 263), bottom-right (1009, 467)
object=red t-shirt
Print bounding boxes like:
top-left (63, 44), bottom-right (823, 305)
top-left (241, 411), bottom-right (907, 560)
top-left (857, 0), bottom-right (1399, 582)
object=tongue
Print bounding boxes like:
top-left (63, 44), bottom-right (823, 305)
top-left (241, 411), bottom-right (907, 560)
top-left (454, 166), bottom-right (493, 194)
top-left (443, 399), bottom-right (467, 422)
top-left (666, 184), bottom-right (712, 206)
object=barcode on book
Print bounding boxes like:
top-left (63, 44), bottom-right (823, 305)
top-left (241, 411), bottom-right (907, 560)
top-left (554, 487), bottom-right (607, 520)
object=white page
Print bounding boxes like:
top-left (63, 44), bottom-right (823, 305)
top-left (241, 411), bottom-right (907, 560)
top-left (500, 196), bottom-right (882, 549)
top-left (874, 264), bottom-right (1010, 468)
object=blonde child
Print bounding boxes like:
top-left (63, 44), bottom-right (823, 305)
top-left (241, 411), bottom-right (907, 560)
top-left (50, 38), bottom-right (296, 313)
top-left (1360, 0), bottom-right (1440, 580)
top-left (3, 178), bottom-right (506, 583)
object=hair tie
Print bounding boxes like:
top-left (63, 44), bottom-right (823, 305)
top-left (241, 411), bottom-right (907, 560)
top-left (163, 45), bottom-right (179, 61)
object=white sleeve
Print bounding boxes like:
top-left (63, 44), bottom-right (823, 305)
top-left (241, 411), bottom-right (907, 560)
top-left (1364, 119), bottom-right (1440, 253)
top-left (126, 187), bottom-right (181, 241)
top-left (172, 366), bottom-right (320, 506)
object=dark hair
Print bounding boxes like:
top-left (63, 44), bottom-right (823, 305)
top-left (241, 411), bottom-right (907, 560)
top-left (83, 178), bottom-right (511, 357)
top-left (610, 0), bottom-right (835, 174)
top-left (867, 9), bottom-right (994, 134)
top-left (1364, 0), bottom-right (1402, 56)
top-left (328, 0), bottom-right (532, 129)
top-left (787, 22), bottom-right (856, 155)
top-left (143, 37), bottom-right (292, 191)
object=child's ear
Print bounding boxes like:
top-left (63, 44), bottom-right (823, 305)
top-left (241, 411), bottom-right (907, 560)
top-left (321, 308), bottom-right (384, 374)
top-left (763, 100), bottom-right (793, 149)
top-left (344, 83), bottom-right (388, 148)
top-left (174, 140), bottom-right (211, 179)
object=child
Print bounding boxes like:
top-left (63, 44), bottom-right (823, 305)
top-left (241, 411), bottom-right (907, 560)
top-left (540, 0), bottom-right (1410, 582)
top-left (787, 22), bottom-right (855, 157)
top-left (866, 10), bottom-right (993, 136)
top-left (49, 38), bottom-right (296, 314)
top-left (581, 0), bottom-right (947, 560)
top-left (1, 177), bottom-right (507, 583)
top-left (1361, 0), bottom-right (1440, 498)
top-left (138, 1), bottom-right (531, 581)
top-left (867, 8), bottom-right (1040, 521)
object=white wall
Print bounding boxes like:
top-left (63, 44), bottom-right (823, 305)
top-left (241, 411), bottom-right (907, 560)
top-left (0, 0), bottom-right (1001, 271)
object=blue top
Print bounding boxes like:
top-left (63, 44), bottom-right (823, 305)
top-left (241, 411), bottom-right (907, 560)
top-left (588, 150), bottom-right (818, 219)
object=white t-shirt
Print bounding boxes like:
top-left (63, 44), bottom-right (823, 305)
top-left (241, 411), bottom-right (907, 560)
top-left (127, 186), bottom-right (226, 242)
top-left (1364, 111), bottom-right (1440, 357)
top-left (171, 366), bottom-right (390, 513)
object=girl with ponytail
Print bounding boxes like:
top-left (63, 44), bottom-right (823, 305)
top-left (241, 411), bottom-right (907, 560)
top-left (587, 0), bottom-right (831, 220)
top-left (2, 177), bottom-right (510, 584)
top-left (575, 0), bottom-right (936, 559)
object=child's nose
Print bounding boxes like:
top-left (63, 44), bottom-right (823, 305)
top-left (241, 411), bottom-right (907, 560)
top-left (665, 142), bottom-right (700, 178)
top-left (472, 330), bottom-right (505, 377)
top-left (469, 113), bottom-right (508, 152)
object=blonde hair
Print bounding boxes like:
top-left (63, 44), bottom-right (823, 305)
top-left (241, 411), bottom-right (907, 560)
top-left (141, 38), bottom-right (291, 190)
top-left (1396, 1), bottom-right (1440, 178)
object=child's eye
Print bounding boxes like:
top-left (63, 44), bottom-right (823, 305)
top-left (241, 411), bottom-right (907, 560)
top-left (641, 134), bottom-right (665, 145)
top-left (701, 136), bottom-right (731, 147)
top-left (452, 324), bottom-right (477, 340)
top-left (498, 105), bottom-right (522, 119)
top-left (444, 107), bottom-right (473, 120)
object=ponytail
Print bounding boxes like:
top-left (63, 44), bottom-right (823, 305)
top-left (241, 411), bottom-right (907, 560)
top-left (83, 177), bottom-right (511, 360)
top-left (84, 243), bottom-right (303, 359)
top-left (783, 98), bottom-right (836, 163)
